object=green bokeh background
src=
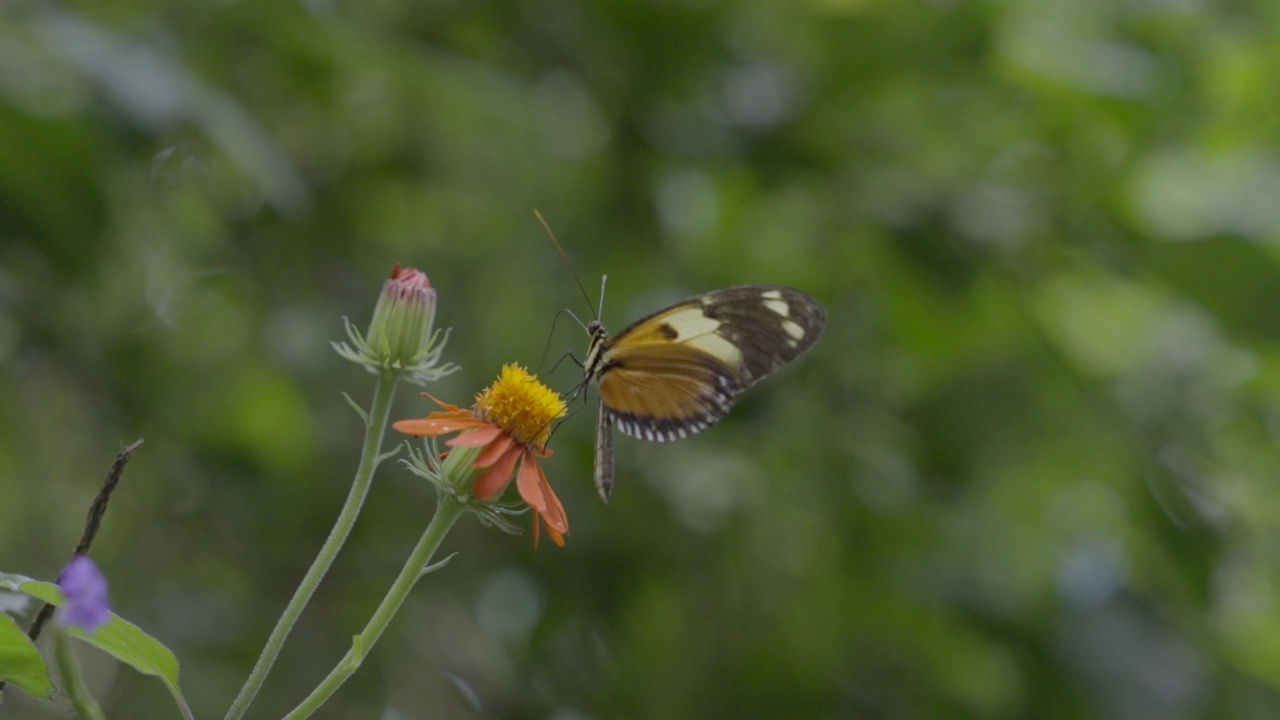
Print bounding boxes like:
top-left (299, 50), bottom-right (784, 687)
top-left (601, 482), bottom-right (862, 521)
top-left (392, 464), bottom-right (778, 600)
top-left (5, 0), bottom-right (1280, 718)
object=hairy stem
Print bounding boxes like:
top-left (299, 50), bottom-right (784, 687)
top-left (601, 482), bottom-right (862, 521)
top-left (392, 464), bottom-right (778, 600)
top-left (54, 632), bottom-right (105, 720)
top-left (223, 376), bottom-right (398, 720)
top-left (282, 494), bottom-right (465, 719)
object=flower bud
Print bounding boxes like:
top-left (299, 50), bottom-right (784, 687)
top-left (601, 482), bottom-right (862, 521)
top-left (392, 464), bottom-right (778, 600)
top-left (334, 264), bottom-right (457, 383)
top-left (368, 264), bottom-right (436, 366)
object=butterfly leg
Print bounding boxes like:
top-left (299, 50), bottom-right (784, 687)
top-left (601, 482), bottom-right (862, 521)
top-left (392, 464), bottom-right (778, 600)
top-left (544, 350), bottom-right (584, 377)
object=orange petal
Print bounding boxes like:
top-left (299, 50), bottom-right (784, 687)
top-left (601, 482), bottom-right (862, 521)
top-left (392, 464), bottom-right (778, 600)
top-left (536, 463), bottom-right (569, 535)
top-left (517, 456), bottom-right (568, 535)
top-left (472, 445), bottom-right (522, 501)
top-left (393, 416), bottom-right (484, 437)
top-left (472, 433), bottom-right (515, 468)
top-left (446, 424), bottom-right (504, 448)
top-left (536, 500), bottom-right (566, 548)
top-left (516, 453), bottom-right (548, 513)
top-left (541, 519), bottom-right (566, 548)
top-left (412, 408), bottom-right (473, 421)
top-left (531, 513), bottom-right (566, 549)
top-left (419, 392), bottom-right (465, 413)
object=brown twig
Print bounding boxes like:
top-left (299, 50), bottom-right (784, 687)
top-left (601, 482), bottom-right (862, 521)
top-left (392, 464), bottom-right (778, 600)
top-left (25, 439), bottom-right (145, 642)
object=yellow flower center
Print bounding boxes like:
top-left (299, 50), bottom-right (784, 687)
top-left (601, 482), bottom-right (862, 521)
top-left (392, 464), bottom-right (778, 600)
top-left (473, 364), bottom-right (567, 450)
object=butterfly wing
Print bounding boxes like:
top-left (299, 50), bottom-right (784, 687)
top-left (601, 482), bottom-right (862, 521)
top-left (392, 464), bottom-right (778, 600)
top-left (597, 285), bottom-right (825, 443)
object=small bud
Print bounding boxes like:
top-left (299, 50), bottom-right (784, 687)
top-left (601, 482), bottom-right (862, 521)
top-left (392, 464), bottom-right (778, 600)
top-left (334, 264), bottom-right (457, 384)
top-left (369, 264), bottom-right (436, 364)
top-left (56, 556), bottom-right (110, 634)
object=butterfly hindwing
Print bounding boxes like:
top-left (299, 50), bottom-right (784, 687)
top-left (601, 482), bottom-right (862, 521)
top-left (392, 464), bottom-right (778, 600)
top-left (597, 342), bottom-right (737, 441)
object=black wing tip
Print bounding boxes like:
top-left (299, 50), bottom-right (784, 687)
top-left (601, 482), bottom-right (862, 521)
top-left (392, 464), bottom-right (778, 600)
top-left (718, 284), bottom-right (827, 330)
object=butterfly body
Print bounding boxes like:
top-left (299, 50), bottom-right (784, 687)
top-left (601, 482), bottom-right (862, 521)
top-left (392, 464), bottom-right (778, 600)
top-left (584, 284), bottom-right (826, 501)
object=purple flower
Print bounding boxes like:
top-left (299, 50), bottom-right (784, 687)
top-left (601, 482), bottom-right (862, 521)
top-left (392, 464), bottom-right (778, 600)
top-left (56, 556), bottom-right (110, 633)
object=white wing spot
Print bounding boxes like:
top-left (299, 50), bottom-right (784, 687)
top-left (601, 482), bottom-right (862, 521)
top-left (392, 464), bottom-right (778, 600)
top-left (761, 290), bottom-right (783, 300)
top-left (663, 308), bottom-right (720, 338)
top-left (782, 319), bottom-right (806, 340)
top-left (686, 334), bottom-right (743, 367)
top-left (662, 308), bottom-right (742, 365)
top-left (764, 299), bottom-right (790, 317)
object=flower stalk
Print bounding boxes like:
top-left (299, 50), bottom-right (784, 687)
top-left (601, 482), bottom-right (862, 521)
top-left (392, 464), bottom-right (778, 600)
top-left (54, 631), bottom-right (105, 720)
top-left (225, 264), bottom-right (455, 720)
top-left (281, 490), bottom-right (469, 719)
top-left (281, 364), bottom-right (571, 717)
top-left (222, 374), bottom-right (398, 720)
top-left (226, 267), bottom-right (569, 719)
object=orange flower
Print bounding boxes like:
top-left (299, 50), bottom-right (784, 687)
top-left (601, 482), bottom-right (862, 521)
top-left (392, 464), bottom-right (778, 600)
top-left (395, 364), bottom-right (569, 547)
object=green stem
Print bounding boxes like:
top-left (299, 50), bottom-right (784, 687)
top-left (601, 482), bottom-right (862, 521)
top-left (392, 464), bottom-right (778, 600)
top-left (223, 374), bottom-right (400, 720)
top-left (282, 494), bottom-right (466, 719)
top-left (54, 631), bottom-right (105, 720)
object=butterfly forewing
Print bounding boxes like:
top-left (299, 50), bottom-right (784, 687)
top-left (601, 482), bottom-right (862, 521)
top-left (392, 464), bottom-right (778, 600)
top-left (586, 284), bottom-right (825, 500)
top-left (689, 286), bottom-right (826, 386)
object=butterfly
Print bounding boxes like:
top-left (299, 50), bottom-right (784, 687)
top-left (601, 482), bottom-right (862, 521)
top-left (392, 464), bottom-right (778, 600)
top-left (581, 284), bottom-right (826, 501)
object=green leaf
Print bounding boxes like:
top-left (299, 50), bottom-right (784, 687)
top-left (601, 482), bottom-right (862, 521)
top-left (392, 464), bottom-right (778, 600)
top-left (0, 609), bottom-right (53, 699)
top-left (0, 572), bottom-right (194, 720)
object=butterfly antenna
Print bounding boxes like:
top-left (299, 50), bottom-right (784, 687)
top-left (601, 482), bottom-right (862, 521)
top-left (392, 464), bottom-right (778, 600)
top-left (597, 274), bottom-right (608, 321)
top-left (535, 209), bottom-right (597, 320)
top-left (535, 314), bottom-right (558, 376)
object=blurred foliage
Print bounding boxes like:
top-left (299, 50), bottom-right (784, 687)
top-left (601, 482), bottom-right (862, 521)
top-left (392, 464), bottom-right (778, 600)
top-left (4, 0), bottom-right (1280, 718)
